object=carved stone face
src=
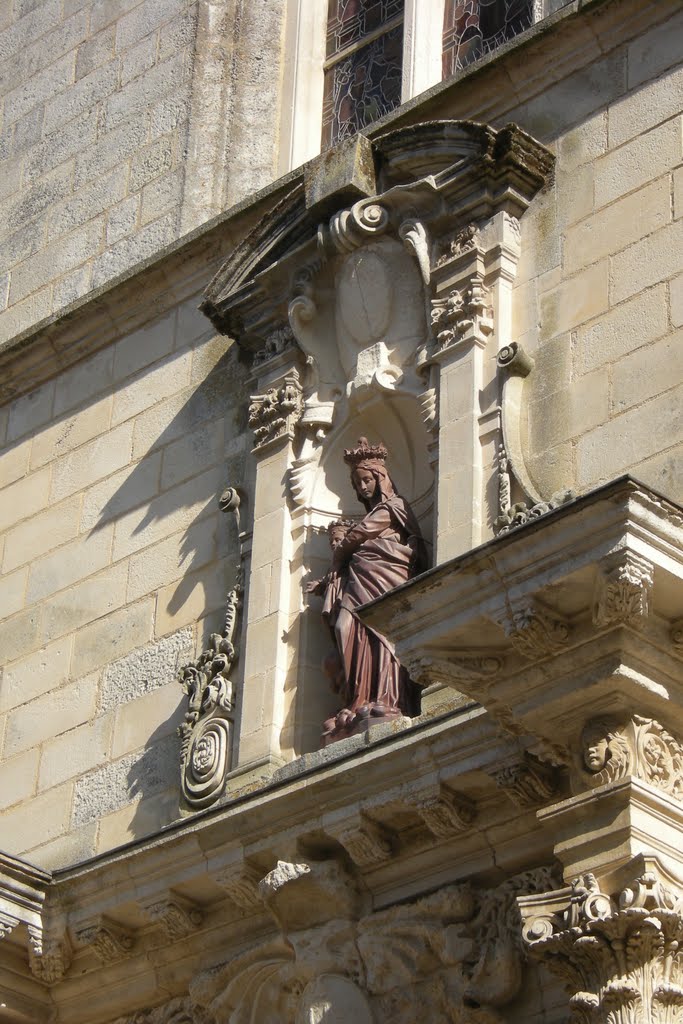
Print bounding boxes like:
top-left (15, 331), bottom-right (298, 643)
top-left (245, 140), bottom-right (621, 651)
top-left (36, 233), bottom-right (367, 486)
top-left (583, 733), bottom-right (609, 772)
top-left (328, 525), bottom-right (347, 549)
top-left (352, 468), bottom-right (378, 505)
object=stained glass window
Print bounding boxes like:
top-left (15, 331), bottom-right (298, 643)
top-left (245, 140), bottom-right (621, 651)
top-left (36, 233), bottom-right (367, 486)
top-left (322, 0), bottom-right (404, 149)
top-left (442, 0), bottom-right (534, 78)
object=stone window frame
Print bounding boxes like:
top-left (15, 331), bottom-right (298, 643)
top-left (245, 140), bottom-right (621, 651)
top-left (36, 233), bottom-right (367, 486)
top-left (279, 0), bottom-right (549, 175)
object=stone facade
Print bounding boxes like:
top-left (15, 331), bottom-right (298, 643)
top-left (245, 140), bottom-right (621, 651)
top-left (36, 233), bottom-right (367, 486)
top-left (0, 0), bottom-right (682, 1021)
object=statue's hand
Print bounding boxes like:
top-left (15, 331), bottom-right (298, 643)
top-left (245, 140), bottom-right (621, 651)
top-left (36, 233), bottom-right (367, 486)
top-left (303, 578), bottom-right (321, 594)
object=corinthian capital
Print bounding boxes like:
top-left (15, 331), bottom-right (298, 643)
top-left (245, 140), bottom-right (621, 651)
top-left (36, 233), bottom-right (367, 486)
top-left (518, 858), bottom-right (683, 1024)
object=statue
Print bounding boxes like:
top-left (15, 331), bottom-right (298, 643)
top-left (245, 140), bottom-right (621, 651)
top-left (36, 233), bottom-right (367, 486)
top-left (306, 438), bottom-right (427, 744)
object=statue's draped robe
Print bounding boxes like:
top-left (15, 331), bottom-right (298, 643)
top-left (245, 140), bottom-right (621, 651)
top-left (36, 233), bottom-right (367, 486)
top-left (331, 495), bottom-right (425, 718)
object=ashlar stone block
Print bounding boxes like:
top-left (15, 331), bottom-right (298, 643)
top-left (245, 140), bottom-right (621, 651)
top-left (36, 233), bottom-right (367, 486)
top-left (4, 673), bottom-right (98, 758)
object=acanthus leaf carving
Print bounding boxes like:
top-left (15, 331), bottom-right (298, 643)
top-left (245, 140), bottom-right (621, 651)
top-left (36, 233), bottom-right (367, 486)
top-left (252, 325), bottom-right (297, 368)
top-left (519, 859), bottom-right (683, 1024)
top-left (592, 550), bottom-right (654, 628)
top-left (579, 714), bottom-right (683, 801)
top-left (435, 222), bottom-right (481, 267)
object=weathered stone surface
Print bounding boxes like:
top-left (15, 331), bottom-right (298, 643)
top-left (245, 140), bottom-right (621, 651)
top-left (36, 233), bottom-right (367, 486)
top-left (99, 627), bottom-right (195, 713)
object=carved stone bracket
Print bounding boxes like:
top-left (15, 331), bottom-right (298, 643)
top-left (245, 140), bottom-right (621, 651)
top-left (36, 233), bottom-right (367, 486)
top-left (0, 911), bottom-right (19, 938)
top-left (593, 550), bottom-right (654, 628)
top-left (144, 895), bottom-right (203, 940)
top-left (412, 786), bottom-right (477, 839)
top-left (248, 368), bottom-right (303, 450)
top-left (519, 858), bottom-right (683, 1024)
top-left (401, 650), bottom-right (503, 689)
top-left (28, 933), bottom-right (72, 984)
top-left (214, 863), bottom-right (263, 911)
top-left (578, 714), bottom-right (683, 800)
top-left (324, 814), bottom-right (393, 868)
top-left (500, 602), bottom-right (570, 660)
top-left (491, 753), bottom-right (561, 808)
top-left (75, 920), bottom-right (134, 963)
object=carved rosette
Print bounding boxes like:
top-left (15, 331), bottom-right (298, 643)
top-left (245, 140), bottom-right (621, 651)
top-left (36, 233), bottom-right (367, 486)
top-left (519, 863), bottom-right (683, 1024)
top-left (579, 715), bottom-right (683, 800)
top-left (593, 551), bottom-right (654, 628)
top-left (248, 369), bottom-right (303, 450)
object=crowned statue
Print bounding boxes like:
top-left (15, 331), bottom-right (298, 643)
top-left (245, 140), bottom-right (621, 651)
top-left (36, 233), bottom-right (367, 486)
top-left (306, 438), bottom-right (428, 744)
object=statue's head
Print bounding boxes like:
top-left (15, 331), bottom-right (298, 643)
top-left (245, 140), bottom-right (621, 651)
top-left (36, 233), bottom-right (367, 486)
top-left (343, 437), bottom-right (395, 508)
top-left (327, 519), bottom-right (355, 548)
